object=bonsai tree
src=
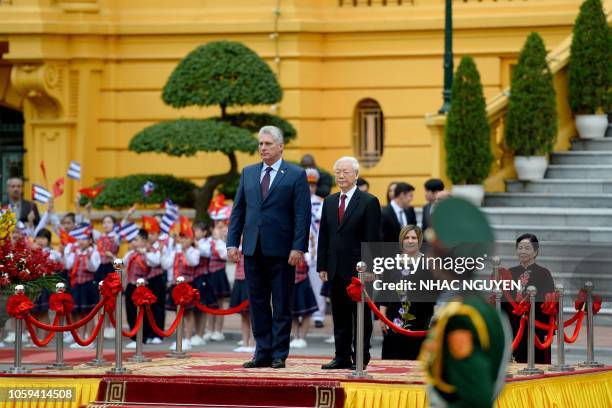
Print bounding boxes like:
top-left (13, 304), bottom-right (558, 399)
top-left (568, 0), bottom-right (611, 114)
top-left (505, 33), bottom-right (558, 156)
top-left (445, 56), bottom-right (493, 185)
top-left (129, 41), bottom-right (295, 218)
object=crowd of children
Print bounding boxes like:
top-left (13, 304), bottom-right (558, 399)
top-left (2, 187), bottom-right (325, 353)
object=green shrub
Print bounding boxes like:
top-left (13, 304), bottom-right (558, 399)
top-left (81, 174), bottom-right (196, 209)
top-left (505, 33), bottom-right (558, 156)
top-left (568, 0), bottom-right (611, 114)
top-left (445, 56), bottom-right (493, 184)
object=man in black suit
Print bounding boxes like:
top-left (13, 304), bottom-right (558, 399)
top-left (317, 156), bottom-right (381, 369)
top-left (3, 177), bottom-right (40, 224)
top-left (421, 178), bottom-right (445, 233)
top-left (380, 182), bottom-right (416, 243)
top-left (300, 154), bottom-right (333, 198)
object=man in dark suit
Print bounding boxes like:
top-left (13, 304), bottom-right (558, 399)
top-left (421, 178), bottom-right (445, 233)
top-left (300, 153), bottom-right (333, 198)
top-left (228, 125), bottom-right (311, 369)
top-left (3, 177), bottom-right (40, 224)
top-left (317, 156), bottom-right (381, 369)
top-left (380, 182), bottom-right (416, 243)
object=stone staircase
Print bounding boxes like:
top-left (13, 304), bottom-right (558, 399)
top-left (483, 138), bottom-right (612, 303)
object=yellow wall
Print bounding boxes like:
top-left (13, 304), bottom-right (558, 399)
top-left (0, 0), bottom-right (593, 208)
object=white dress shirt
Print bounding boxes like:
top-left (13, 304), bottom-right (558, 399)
top-left (390, 199), bottom-right (406, 227)
top-left (259, 157), bottom-right (283, 190)
top-left (338, 184), bottom-right (358, 208)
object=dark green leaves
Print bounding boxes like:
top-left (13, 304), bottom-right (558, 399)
top-left (162, 41), bottom-right (283, 108)
top-left (216, 113), bottom-right (297, 143)
top-left (82, 174), bottom-right (197, 209)
top-left (445, 56), bottom-right (493, 185)
top-left (568, 0), bottom-right (611, 114)
top-left (505, 33), bottom-right (558, 156)
top-left (129, 119), bottom-right (258, 156)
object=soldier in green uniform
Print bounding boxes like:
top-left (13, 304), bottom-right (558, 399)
top-left (419, 197), bottom-right (512, 408)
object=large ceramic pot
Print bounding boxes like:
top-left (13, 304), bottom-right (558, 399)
top-left (514, 156), bottom-right (547, 180)
top-left (575, 114), bottom-right (608, 139)
top-left (451, 184), bottom-right (485, 207)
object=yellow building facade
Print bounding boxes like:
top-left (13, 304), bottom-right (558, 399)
top-left (0, 0), bottom-right (599, 209)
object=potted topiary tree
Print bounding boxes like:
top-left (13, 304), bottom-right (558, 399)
top-left (568, 0), bottom-right (611, 139)
top-left (445, 56), bottom-right (493, 206)
top-left (505, 32), bottom-right (558, 180)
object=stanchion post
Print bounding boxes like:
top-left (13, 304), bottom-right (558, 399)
top-left (4, 285), bottom-right (31, 374)
top-left (579, 281), bottom-right (603, 368)
top-left (129, 278), bottom-right (152, 363)
top-left (549, 284), bottom-right (573, 372)
top-left (349, 261), bottom-right (372, 379)
top-left (107, 259), bottom-right (131, 374)
top-left (89, 281), bottom-right (111, 367)
top-left (492, 256), bottom-right (502, 313)
top-left (167, 276), bottom-right (189, 359)
top-left (47, 283), bottom-right (72, 370)
top-left (518, 286), bottom-right (543, 375)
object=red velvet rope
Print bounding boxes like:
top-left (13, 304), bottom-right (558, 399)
top-left (512, 317), bottom-right (526, 351)
top-left (194, 300), bottom-right (249, 315)
top-left (145, 304), bottom-right (184, 338)
top-left (24, 315), bottom-right (60, 347)
top-left (366, 298), bottom-right (427, 337)
top-left (66, 312), bottom-right (105, 347)
top-left (26, 300), bottom-right (105, 331)
top-left (534, 316), bottom-right (556, 350)
top-left (563, 311), bottom-right (584, 344)
top-left (106, 307), bottom-right (145, 338)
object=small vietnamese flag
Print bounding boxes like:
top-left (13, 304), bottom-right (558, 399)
top-left (79, 185), bottom-right (105, 199)
top-left (53, 177), bottom-right (65, 198)
top-left (58, 227), bottom-right (77, 246)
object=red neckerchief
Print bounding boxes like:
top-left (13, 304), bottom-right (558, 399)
top-left (128, 251), bottom-right (147, 273)
top-left (70, 248), bottom-right (90, 287)
top-left (174, 252), bottom-right (186, 280)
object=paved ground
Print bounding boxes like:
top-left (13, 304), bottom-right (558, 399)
top-left (2, 312), bottom-right (610, 370)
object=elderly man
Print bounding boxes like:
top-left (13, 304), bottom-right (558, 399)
top-left (228, 125), bottom-right (311, 369)
top-left (317, 156), bottom-right (381, 370)
top-left (3, 177), bottom-right (40, 224)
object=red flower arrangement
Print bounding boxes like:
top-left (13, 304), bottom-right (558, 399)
top-left (0, 238), bottom-right (63, 292)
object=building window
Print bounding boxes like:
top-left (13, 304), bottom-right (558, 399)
top-left (354, 98), bottom-right (384, 168)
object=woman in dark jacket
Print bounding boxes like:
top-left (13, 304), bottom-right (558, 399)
top-left (502, 233), bottom-right (555, 364)
top-left (379, 225), bottom-right (434, 360)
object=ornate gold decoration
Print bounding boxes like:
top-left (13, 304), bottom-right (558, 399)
top-left (11, 63), bottom-right (67, 120)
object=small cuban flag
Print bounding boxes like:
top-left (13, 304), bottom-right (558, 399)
top-left (67, 161), bottom-right (81, 180)
top-left (160, 199), bottom-right (179, 234)
top-left (141, 180), bottom-right (155, 198)
top-left (31, 184), bottom-right (52, 204)
top-left (69, 223), bottom-right (93, 240)
top-left (119, 222), bottom-right (139, 242)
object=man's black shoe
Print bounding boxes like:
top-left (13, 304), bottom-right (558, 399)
top-left (314, 321), bottom-right (324, 328)
top-left (321, 359), bottom-right (352, 370)
top-left (271, 358), bottom-right (286, 369)
top-left (243, 359), bottom-right (272, 368)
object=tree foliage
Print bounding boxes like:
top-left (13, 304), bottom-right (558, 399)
top-left (162, 41), bottom-right (282, 109)
top-left (218, 113), bottom-right (297, 143)
top-left (129, 119), bottom-right (258, 156)
top-left (82, 174), bottom-right (196, 209)
top-left (445, 56), bottom-right (493, 185)
top-left (568, 0), bottom-right (611, 114)
top-left (505, 33), bottom-right (558, 156)
top-left (127, 41), bottom-right (293, 218)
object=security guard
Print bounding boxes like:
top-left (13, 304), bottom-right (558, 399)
top-left (419, 197), bottom-right (511, 408)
